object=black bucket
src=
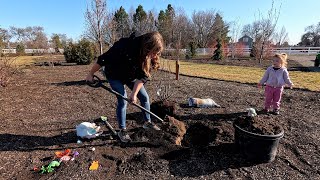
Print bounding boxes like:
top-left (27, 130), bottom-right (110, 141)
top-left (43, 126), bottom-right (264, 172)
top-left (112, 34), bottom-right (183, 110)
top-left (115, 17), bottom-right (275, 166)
top-left (233, 123), bottom-right (284, 163)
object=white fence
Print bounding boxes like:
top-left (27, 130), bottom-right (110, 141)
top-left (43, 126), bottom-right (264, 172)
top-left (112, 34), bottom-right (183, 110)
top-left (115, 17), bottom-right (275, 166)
top-left (2, 47), bottom-right (320, 56)
top-left (164, 47), bottom-right (320, 56)
top-left (1, 48), bottom-right (64, 54)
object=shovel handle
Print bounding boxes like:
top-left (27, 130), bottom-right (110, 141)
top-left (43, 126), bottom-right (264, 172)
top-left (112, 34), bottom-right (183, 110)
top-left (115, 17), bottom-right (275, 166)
top-left (86, 75), bottom-right (102, 88)
top-left (89, 75), bottom-right (164, 122)
top-left (101, 118), bottom-right (117, 136)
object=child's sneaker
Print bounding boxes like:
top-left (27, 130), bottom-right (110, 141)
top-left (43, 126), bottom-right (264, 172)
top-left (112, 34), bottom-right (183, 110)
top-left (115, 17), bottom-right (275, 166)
top-left (143, 122), bottom-right (161, 131)
top-left (273, 109), bottom-right (280, 115)
top-left (117, 129), bottom-right (131, 143)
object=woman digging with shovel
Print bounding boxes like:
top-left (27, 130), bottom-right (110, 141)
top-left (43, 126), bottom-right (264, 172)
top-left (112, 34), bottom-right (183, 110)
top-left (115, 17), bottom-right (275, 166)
top-left (86, 31), bottom-right (164, 143)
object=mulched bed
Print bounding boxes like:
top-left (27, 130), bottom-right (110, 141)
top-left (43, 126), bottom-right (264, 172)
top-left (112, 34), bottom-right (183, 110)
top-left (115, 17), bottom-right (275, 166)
top-left (0, 59), bottom-right (319, 179)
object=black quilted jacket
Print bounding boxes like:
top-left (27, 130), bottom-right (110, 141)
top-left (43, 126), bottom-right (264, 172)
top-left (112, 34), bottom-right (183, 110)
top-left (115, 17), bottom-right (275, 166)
top-left (97, 33), bottom-right (149, 84)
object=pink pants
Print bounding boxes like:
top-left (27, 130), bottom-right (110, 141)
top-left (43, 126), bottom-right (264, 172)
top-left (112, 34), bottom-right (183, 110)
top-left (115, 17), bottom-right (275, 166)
top-left (264, 85), bottom-right (284, 110)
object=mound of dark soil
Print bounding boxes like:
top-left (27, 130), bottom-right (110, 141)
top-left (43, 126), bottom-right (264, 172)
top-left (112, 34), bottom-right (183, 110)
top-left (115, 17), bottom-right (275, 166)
top-left (150, 100), bottom-right (177, 119)
top-left (234, 115), bottom-right (282, 135)
top-left (131, 116), bottom-right (186, 146)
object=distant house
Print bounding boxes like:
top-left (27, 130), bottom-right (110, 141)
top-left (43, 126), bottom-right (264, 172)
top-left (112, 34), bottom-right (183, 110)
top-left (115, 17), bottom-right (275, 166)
top-left (238, 35), bottom-right (253, 48)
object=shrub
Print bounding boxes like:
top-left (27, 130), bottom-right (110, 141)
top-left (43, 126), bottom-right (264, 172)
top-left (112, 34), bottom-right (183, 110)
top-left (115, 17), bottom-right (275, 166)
top-left (315, 53), bottom-right (320, 67)
top-left (0, 56), bottom-right (19, 87)
top-left (186, 41), bottom-right (197, 59)
top-left (16, 44), bottom-right (25, 55)
top-left (63, 39), bottom-right (94, 65)
top-left (212, 39), bottom-right (223, 60)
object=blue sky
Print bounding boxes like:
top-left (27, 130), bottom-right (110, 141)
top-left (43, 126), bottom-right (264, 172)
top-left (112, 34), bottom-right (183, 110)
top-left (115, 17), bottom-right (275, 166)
top-left (0, 0), bottom-right (319, 45)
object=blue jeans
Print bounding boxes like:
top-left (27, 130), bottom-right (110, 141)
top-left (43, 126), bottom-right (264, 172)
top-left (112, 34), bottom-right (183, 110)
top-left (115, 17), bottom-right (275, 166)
top-left (107, 78), bottom-right (151, 129)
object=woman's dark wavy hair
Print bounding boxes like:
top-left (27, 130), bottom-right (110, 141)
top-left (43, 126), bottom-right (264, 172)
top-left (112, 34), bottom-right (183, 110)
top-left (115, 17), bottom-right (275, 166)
top-left (138, 32), bottom-right (164, 77)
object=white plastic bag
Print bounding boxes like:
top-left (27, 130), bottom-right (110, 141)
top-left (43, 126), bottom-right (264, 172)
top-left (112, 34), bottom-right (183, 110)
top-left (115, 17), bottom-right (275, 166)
top-left (246, 108), bottom-right (257, 117)
top-left (76, 122), bottom-right (102, 139)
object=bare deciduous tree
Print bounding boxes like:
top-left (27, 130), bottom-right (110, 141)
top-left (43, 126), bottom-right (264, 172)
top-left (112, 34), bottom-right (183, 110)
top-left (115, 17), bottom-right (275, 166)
top-left (229, 19), bottom-right (242, 59)
top-left (191, 10), bottom-right (216, 48)
top-left (300, 22), bottom-right (320, 47)
top-left (274, 26), bottom-right (288, 47)
top-left (25, 26), bottom-right (48, 49)
top-left (242, 1), bottom-right (280, 63)
top-left (105, 12), bottom-right (118, 46)
top-left (257, 3), bottom-right (280, 63)
top-left (0, 56), bottom-right (19, 87)
top-left (9, 26), bottom-right (48, 49)
top-left (9, 27), bottom-right (25, 43)
top-left (84, 0), bottom-right (108, 55)
top-left (173, 8), bottom-right (193, 48)
top-left (0, 28), bottom-right (11, 52)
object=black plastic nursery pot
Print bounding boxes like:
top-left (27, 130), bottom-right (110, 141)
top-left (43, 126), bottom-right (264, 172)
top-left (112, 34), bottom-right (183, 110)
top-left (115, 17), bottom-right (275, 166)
top-left (233, 123), bottom-right (284, 163)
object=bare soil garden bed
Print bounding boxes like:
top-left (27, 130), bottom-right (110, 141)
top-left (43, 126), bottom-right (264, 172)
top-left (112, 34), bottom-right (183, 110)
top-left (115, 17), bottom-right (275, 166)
top-left (0, 59), bottom-right (319, 179)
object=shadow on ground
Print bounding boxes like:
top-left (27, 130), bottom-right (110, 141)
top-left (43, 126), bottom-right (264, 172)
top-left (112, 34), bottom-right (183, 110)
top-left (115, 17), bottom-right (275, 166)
top-left (177, 110), bottom-right (248, 121)
top-left (161, 143), bottom-right (258, 177)
top-left (0, 131), bottom-right (113, 152)
top-left (51, 79), bottom-right (108, 87)
top-left (0, 132), bottom-right (78, 151)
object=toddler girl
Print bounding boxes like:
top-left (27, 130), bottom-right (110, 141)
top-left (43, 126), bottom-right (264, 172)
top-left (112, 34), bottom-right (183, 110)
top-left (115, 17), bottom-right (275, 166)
top-left (258, 53), bottom-right (293, 115)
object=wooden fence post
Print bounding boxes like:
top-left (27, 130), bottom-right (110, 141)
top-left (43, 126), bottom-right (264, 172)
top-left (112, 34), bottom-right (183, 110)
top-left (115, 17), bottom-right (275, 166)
top-left (176, 60), bottom-right (180, 80)
top-left (176, 32), bottom-right (181, 80)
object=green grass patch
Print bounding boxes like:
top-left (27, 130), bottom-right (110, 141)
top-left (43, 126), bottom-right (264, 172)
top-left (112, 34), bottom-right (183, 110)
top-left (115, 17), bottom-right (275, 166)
top-left (161, 59), bottom-right (320, 91)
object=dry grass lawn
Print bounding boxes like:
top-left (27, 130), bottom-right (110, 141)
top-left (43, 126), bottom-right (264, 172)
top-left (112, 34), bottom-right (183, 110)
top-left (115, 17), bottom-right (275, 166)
top-left (2, 55), bottom-right (319, 91)
top-left (6, 55), bottom-right (65, 66)
top-left (162, 60), bottom-right (320, 91)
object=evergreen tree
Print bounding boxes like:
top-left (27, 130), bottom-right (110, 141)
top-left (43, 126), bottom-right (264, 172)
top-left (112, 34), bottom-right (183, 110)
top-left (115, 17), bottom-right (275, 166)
top-left (51, 34), bottom-right (63, 53)
top-left (165, 4), bottom-right (175, 44)
top-left (185, 41), bottom-right (197, 59)
top-left (157, 10), bottom-right (167, 44)
top-left (157, 4), bottom-right (175, 47)
top-left (133, 5), bottom-right (147, 33)
top-left (114, 6), bottom-right (130, 38)
top-left (315, 53), bottom-right (320, 67)
top-left (212, 13), bottom-right (230, 45)
top-left (212, 38), bottom-right (223, 60)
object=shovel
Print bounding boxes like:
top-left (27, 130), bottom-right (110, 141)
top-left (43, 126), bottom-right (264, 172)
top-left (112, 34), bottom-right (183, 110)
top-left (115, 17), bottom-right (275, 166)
top-left (87, 75), bottom-right (164, 123)
top-left (100, 116), bottom-right (117, 136)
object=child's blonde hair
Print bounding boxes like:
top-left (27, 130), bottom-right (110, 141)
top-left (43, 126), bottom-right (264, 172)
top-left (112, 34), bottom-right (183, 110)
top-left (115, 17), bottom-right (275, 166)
top-left (274, 53), bottom-right (288, 67)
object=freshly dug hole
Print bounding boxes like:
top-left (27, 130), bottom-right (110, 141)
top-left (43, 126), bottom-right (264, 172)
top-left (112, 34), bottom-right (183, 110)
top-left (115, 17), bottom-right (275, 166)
top-left (182, 123), bottom-right (217, 147)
